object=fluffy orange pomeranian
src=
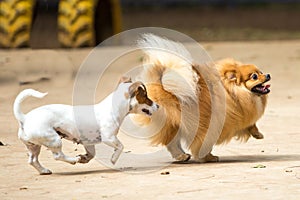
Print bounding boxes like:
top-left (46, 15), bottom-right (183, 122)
top-left (135, 34), bottom-right (271, 162)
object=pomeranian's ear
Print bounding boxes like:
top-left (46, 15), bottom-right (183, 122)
top-left (225, 70), bottom-right (241, 85)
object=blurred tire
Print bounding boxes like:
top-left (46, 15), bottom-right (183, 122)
top-left (58, 0), bottom-right (96, 48)
top-left (0, 0), bottom-right (34, 48)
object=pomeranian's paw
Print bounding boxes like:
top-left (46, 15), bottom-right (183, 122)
top-left (248, 125), bottom-right (264, 139)
top-left (175, 153), bottom-right (191, 162)
top-left (251, 132), bottom-right (264, 139)
top-left (194, 153), bottom-right (219, 163)
top-left (204, 153), bottom-right (219, 162)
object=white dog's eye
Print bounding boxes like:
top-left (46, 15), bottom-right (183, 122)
top-left (251, 73), bottom-right (258, 80)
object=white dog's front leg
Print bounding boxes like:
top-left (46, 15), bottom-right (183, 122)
top-left (103, 136), bottom-right (124, 165)
top-left (111, 141), bottom-right (124, 165)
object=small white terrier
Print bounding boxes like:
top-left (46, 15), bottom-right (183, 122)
top-left (13, 78), bottom-right (159, 175)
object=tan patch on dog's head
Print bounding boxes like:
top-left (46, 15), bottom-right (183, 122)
top-left (127, 82), bottom-right (153, 106)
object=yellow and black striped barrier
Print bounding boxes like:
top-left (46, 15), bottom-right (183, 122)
top-left (0, 0), bottom-right (35, 48)
top-left (0, 0), bottom-right (122, 48)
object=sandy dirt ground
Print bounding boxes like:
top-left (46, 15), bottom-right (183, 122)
top-left (1, 40), bottom-right (300, 199)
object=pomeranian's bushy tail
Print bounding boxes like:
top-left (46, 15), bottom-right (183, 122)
top-left (137, 34), bottom-right (199, 103)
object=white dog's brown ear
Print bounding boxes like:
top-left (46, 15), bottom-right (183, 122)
top-left (225, 70), bottom-right (241, 85)
top-left (118, 76), bottom-right (132, 84)
top-left (125, 81), bottom-right (144, 99)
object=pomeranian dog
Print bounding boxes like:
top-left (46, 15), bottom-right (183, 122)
top-left (135, 34), bottom-right (271, 162)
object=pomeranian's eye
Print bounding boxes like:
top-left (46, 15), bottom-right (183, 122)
top-left (251, 73), bottom-right (258, 80)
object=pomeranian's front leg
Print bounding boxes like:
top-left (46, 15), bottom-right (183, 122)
top-left (167, 135), bottom-right (191, 162)
top-left (248, 124), bottom-right (264, 139)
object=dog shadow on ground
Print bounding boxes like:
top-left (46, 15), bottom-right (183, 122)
top-left (54, 168), bottom-right (118, 176)
top-left (54, 164), bottom-right (172, 176)
top-left (219, 154), bottom-right (300, 163)
top-left (53, 154), bottom-right (300, 176)
top-left (173, 154), bottom-right (300, 166)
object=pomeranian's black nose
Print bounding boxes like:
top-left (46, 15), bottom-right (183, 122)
top-left (266, 74), bottom-right (271, 80)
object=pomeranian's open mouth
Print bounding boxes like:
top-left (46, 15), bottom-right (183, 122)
top-left (251, 82), bottom-right (271, 95)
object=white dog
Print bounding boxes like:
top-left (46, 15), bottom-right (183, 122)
top-left (13, 78), bottom-right (159, 175)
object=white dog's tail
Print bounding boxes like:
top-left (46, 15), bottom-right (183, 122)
top-left (137, 33), bottom-right (198, 102)
top-left (13, 89), bottom-right (48, 123)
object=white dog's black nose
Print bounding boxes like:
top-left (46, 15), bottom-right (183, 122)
top-left (142, 108), bottom-right (151, 116)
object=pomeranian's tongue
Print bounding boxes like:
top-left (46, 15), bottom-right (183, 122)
top-left (263, 84), bottom-right (271, 90)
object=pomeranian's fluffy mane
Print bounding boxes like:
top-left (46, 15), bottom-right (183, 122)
top-left (137, 33), bottom-right (199, 103)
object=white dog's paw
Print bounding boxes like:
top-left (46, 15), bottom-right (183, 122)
top-left (77, 154), bottom-right (92, 164)
top-left (40, 169), bottom-right (52, 175)
top-left (111, 158), bottom-right (116, 165)
top-left (70, 156), bottom-right (81, 165)
top-left (175, 153), bottom-right (191, 162)
top-left (110, 153), bottom-right (121, 165)
top-left (111, 156), bottom-right (118, 165)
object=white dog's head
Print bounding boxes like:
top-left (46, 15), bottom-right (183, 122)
top-left (126, 81), bottom-right (159, 116)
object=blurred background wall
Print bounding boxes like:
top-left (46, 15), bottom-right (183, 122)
top-left (122, 0), bottom-right (300, 41)
top-left (1, 0), bottom-right (300, 48)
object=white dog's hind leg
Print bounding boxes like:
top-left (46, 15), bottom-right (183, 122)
top-left (103, 136), bottom-right (124, 165)
top-left (26, 143), bottom-right (52, 175)
top-left (45, 134), bottom-right (80, 165)
top-left (50, 147), bottom-right (80, 165)
top-left (78, 145), bottom-right (95, 163)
